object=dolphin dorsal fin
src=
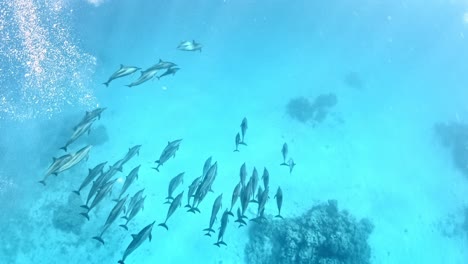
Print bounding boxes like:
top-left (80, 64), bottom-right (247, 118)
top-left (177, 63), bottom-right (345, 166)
top-left (131, 234), bottom-right (137, 239)
top-left (193, 40), bottom-right (197, 45)
top-left (159, 59), bottom-right (162, 63)
top-left (52, 157), bottom-right (57, 162)
top-left (120, 64), bottom-right (124, 69)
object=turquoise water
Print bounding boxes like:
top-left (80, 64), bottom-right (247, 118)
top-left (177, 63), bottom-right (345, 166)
top-left (1, 0), bottom-right (468, 263)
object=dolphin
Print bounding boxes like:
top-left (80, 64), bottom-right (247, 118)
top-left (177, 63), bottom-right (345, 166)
top-left (214, 209), bottom-right (229, 247)
top-left (185, 176), bottom-right (201, 208)
top-left (80, 178), bottom-right (117, 220)
top-left (240, 117), bottom-right (248, 145)
top-left (249, 167), bottom-right (259, 203)
top-left (116, 165), bottom-right (141, 201)
top-left (147, 59), bottom-right (177, 71)
top-left (157, 67), bottom-right (180, 80)
top-left (38, 154), bottom-right (73, 185)
top-left (280, 143), bottom-right (288, 166)
top-left (228, 182), bottom-right (241, 217)
top-left (262, 167), bottom-right (269, 189)
top-left (73, 161), bottom-right (107, 195)
top-left (177, 40), bottom-right (202, 52)
top-left (158, 191), bottom-right (183, 230)
top-left (103, 65), bottom-right (140, 87)
top-left (239, 162), bottom-right (247, 188)
top-left (74, 107), bottom-right (106, 130)
top-left (204, 193), bottom-right (223, 236)
top-left (118, 221), bottom-right (155, 264)
top-left (165, 172), bottom-right (184, 204)
top-left (126, 68), bottom-right (159, 87)
top-left (274, 186), bottom-right (283, 219)
top-left (121, 145), bottom-right (141, 166)
top-left (60, 121), bottom-right (93, 152)
top-left (234, 207), bottom-right (247, 227)
top-left (234, 133), bottom-right (241, 152)
top-left (120, 196), bottom-right (145, 230)
top-left (287, 158), bottom-right (296, 173)
top-left (93, 194), bottom-right (128, 244)
top-left (54, 145), bottom-right (92, 174)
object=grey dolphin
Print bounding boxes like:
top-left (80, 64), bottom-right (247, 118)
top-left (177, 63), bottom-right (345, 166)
top-left (60, 121), bottom-right (93, 152)
top-left (153, 140), bottom-right (182, 172)
top-left (287, 158), bottom-right (296, 173)
top-left (165, 172), bottom-right (184, 203)
top-left (103, 65), bottom-right (140, 87)
top-left (73, 161), bottom-right (107, 195)
top-left (74, 107), bottom-right (106, 129)
top-left (240, 117), bottom-right (248, 145)
top-left (55, 145), bottom-right (92, 174)
top-left (38, 154), bottom-right (73, 186)
top-left (249, 167), bottom-right (259, 203)
top-left (214, 209), bottom-right (229, 247)
top-left (158, 191), bottom-right (183, 230)
top-left (147, 59), bottom-right (177, 71)
top-left (204, 193), bottom-right (223, 236)
top-left (262, 167), bottom-right (269, 189)
top-left (118, 221), bottom-right (155, 264)
top-left (93, 194), bottom-right (128, 244)
top-left (202, 156), bottom-right (212, 178)
top-left (116, 165), bottom-right (141, 201)
top-left (239, 162), bottom-right (247, 188)
top-left (234, 133), bottom-right (241, 152)
top-left (120, 196), bottom-right (145, 230)
top-left (157, 67), bottom-right (180, 80)
top-left (80, 178), bottom-right (117, 220)
top-left (234, 207), bottom-right (247, 227)
top-left (185, 176), bottom-right (202, 208)
top-left (121, 145), bottom-right (141, 166)
top-left (274, 186), bottom-right (283, 219)
top-left (177, 40), bottom-right (202, 52)
top-left (126, 68), bottom-right (159, 87)
top-left (228, 182), bottom-right (241, 216)
top-left (280, 143), bottom-right (288, 166)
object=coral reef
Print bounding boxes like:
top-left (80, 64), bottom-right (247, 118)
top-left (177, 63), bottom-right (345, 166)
top-left (245, 200), bottom-right (373, 264)
top-left (434, 122), bottom-right (468, 176)
top-left (52, 193), bottom-right (86, 235)
top-left (286, 93), bottom-right (337, 124)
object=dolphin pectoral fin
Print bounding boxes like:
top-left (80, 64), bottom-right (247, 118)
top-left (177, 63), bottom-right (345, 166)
top-left (38, 180), bottom-right (46, 186)
top-left (149, 233), bottom-right (152, 241)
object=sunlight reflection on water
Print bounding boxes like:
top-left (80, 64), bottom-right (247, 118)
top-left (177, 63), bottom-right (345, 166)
top-left (0, 0), bottom-right (97, 120)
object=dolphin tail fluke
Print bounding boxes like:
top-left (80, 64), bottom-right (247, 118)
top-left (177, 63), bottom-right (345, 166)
top-left (92, 236), bottom-right (105, 245)
top-left (72, 190), bottom-right (80, 196)
top-left (203, 228), bottom-right (215, 234)
top-left (234, 149), bottom-right (240, 152)
top-left (184, 204), bottom-right (192, 208)
top-left (38, 180), bottom-right (46, 186)
top-left (60, 146), bottom-right (68, 152)
top-left (204, 232), bottom-right (211, 237)
top-left (80, 212), bottom-right (90, 221)
top-left (119, 224), bottom-right (128, 230)
top-left (275, 214), bottom-right (284, 219)
top-left (249, 199), bottom-right (258, 203)
top-left (118, 260), bottom-right (125, 264)
top-left (158, 222), bottom-right (168, 230)
top-left (280, 162), bottom-right (288, 166)
top-left (227, 211), bottom-right (234, 217)
top-left (103, 82), bottom-right (109, 87)
top-left (235, 218), bottom-right (247, 226)
top-left (214, 241), bottom-right (226, 247)
top-left (80, 205), bottom-right (90, 210)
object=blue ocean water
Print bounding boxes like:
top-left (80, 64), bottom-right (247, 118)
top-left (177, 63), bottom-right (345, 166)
top-left (1, 0), bottom-right (468, 263)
